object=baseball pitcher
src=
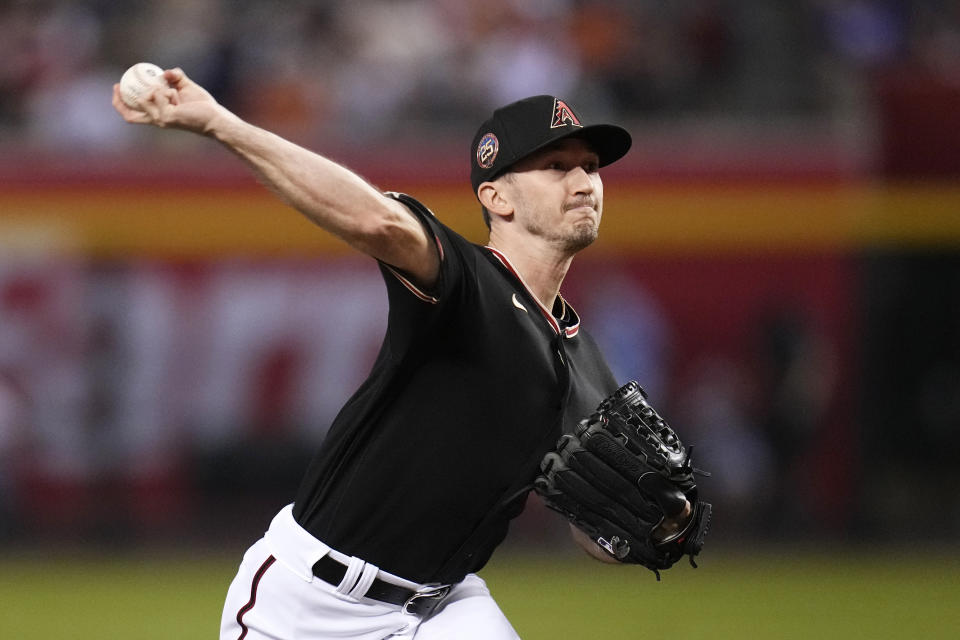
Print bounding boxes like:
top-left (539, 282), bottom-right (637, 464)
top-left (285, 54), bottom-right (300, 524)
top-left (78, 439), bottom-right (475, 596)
top-left (112, 68), bottom-right (710, 639)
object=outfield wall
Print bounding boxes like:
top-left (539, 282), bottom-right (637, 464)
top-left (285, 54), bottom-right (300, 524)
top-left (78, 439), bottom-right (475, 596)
top-left (4, 180), bottom-right (960, 256)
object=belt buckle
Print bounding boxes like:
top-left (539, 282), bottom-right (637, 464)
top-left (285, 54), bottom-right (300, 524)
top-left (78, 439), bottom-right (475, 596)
top-left (402, 585), bottom-right (451, 617)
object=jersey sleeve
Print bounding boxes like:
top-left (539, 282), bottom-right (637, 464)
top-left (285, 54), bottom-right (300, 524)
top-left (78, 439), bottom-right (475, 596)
top-left (380, 191), bottom-right (474, 308)
top-left (373, 191), bottom-right (481, 360)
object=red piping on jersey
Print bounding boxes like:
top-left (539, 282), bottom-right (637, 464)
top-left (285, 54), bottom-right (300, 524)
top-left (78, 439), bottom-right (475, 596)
top-left (383, 264), bottom-right (439, 304)
top-left (235, 555), bottom-right (276, 640)
top-left (485, 246), bottom-right (580, 338)
top-left (380, 191), bottom-right (442, 304)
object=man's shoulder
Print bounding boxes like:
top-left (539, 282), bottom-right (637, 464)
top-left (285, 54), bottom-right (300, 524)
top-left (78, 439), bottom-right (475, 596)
top-left (386, 191), bottom-right (488, 256)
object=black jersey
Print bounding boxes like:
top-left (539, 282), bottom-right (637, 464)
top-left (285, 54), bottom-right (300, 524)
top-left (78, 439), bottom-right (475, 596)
top-left (292, 193), bottom-right (618, 584)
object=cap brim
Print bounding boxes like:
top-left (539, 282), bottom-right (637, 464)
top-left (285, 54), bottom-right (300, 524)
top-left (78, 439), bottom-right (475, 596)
top-left (504, 123), bottom-right (632, 174)
top-left (578, 124), bottom-right (633, 167)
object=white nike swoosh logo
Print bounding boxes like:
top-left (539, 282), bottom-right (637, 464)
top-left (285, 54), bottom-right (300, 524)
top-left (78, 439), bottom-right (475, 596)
top-left (512, 293), bottom-right (527, 313)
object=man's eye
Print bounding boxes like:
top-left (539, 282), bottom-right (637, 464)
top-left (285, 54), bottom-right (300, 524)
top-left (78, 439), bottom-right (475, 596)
top-left (548, 162), bottom-right (565, 171)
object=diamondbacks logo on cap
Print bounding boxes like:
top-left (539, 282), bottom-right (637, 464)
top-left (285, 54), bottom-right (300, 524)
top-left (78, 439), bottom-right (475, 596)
top-left (476, 132), bottom-right (499, 169)
top-left (550, 98), bottom-right (582, 129)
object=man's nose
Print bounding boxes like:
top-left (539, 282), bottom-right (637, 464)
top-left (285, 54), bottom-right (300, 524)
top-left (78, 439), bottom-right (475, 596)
top-left (567, 166), bottom-right (595, 194)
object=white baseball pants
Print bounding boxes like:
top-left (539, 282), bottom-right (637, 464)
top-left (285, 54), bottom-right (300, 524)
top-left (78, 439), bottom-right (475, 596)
top-left (219, 504), bottom-right (521, 640)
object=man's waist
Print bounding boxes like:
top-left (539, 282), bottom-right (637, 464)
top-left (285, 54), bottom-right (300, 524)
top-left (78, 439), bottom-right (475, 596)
top-left (265, 504), bottom-right (453, 617)
top-left (292, 499), bottom-right (514, 585)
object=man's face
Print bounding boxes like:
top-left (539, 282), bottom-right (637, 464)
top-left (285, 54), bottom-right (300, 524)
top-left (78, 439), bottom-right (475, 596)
top-left (498, 137), bottom-right (604, 254)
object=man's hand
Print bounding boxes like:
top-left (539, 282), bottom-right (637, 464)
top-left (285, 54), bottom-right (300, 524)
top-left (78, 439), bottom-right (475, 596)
top-left (110, 66), bottom-right (440, 289)
top-left (112, 68), bottom-right (229, 135)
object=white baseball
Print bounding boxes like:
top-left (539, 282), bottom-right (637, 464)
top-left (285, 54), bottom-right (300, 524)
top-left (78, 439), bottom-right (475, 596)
top-left (119, 62), bottom-right (168, 109)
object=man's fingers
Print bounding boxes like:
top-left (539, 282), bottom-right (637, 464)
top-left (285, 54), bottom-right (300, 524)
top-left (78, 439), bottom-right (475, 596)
top-left (114, 67), bottom-right (215, 132)
top-left (110, 84), bottom-right (124, 110)
top-left (163, 67), bottom-right (186, 89)
top-left (163, 86), bottom-right (181, 107)
top-left (138, 91), bottom-right (163, 123)
top-left (111, 84), bottom-right (151, 124)
top-left (153, 87), bottom-right (170, 108)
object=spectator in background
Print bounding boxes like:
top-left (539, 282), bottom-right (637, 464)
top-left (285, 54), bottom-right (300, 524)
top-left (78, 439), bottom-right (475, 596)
top-left (5, 0), bottom-right (951, 151)
top-left (24, 3), bottom-right (135, 150)
top-left (0, 369), bottom-right (27, 539)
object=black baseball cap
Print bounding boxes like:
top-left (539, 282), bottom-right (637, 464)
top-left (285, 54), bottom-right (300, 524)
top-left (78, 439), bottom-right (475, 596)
top-left (470, 95), bottom-right (632, 196)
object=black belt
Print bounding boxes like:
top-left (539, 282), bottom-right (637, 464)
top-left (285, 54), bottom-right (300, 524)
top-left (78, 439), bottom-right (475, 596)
top-left (311, 554), bottom-right (450, 618)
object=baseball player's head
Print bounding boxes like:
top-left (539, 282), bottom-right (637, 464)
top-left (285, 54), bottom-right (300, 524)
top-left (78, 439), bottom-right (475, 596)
top-left (470, 96), bottom-right (632, 235)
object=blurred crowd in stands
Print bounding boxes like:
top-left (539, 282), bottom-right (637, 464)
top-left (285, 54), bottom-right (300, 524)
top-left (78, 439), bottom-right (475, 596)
top-left (1, 0), bottom-right (959, 151)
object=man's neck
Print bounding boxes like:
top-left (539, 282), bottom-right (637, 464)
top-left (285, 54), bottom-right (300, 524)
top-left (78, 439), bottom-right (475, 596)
top-left (487, 236), bottom-right (575, 312)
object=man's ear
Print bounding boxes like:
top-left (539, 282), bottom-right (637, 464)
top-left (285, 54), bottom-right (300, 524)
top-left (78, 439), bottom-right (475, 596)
top-left (477, 181), bottom-right (514, 222)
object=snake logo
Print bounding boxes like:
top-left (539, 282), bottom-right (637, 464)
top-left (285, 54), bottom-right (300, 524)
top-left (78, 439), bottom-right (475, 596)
top-left (550, 98), bottom-right (583, 129)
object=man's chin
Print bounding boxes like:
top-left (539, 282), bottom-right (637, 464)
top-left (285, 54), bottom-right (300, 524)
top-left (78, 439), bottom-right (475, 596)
top-left (563, 225), bottom-right (599, 253)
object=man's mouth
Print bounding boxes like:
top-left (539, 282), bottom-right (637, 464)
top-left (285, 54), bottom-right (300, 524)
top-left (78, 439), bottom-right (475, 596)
top-left (564, 198), bottom-right (597, 213)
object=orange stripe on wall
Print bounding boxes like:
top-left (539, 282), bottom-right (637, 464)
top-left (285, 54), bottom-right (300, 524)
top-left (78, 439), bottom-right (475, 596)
top-left (2, 182), bottom-right (959, 257)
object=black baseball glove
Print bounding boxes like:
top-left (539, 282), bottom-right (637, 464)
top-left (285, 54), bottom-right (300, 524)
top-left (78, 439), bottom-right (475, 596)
top-left (534, 381), bottom-right (712, 579)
